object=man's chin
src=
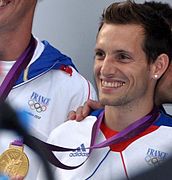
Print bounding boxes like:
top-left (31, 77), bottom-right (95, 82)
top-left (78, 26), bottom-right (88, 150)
top-left (99, 99), bottom-right (114, 106)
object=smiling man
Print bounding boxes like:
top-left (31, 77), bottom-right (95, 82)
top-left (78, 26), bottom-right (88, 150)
top-left (94, 22), bottom-right (158, 131)
top-left (68, 1), bottom-right (172, 122)
top-left (38, 1), bottom-right (172, 179)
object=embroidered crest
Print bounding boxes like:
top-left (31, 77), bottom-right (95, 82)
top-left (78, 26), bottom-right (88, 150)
top-left (145, 148), bottom-right (168, 167)
top-left (28, 92), bottom-right (50, 113)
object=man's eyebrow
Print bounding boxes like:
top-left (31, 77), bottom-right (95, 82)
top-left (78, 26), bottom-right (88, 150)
top-left (94, 47), bottom-right (103, 51)
top-left (113, 49), bottom-right (132, 55)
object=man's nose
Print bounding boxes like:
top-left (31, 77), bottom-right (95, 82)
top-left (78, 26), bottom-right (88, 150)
top-left (100, 56), bottom-right (117, 77)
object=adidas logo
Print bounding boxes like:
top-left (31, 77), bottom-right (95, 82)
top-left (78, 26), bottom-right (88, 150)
top-left (69, 144), bottom-right (89, 157)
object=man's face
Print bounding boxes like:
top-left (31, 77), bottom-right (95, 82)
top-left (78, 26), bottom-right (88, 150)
top-left (0, 0), bottom-right (36, 31)
top-left (94, 23), bottom-right (154, 107)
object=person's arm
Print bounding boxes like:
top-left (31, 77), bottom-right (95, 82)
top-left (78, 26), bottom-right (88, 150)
top-left (68, 99), bottom-right (103, 121)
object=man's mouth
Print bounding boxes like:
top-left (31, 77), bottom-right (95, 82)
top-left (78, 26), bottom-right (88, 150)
top-left (101, 80), bottom-right (125, 88)
top-left (0, 0), bottom-right (11, 8)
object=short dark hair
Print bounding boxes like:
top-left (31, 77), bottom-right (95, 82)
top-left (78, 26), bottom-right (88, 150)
top-left (98, 0), bottom-right (172, 64)
top-left (144, 1), bottom-right (172, 28)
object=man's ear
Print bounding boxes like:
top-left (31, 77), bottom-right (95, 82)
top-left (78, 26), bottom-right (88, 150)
top-left (151, 54), bottom-right (169, 80)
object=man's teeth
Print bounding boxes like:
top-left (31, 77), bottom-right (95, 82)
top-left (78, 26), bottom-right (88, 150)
top-left (102, 80), bottom-right (125, 88)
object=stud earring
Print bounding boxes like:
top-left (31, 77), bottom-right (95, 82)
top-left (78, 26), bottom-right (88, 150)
top-left (154, 74), bottom-right (158, 79)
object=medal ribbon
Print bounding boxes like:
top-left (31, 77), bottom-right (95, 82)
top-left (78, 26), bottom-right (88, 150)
top-left (0, 35), bottom-right (36, 101)
top-left (0, 35), bottom-right (36, 163)
top-left (27, 107), bottom-right (160, 169)
top-left (89, 107), bottom-right (160, 149)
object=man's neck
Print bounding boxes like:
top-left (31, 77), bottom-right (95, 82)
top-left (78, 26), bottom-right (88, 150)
top-left (0, 30), bottom-right (32, 61)
top-left (104, 102), bottom-right (154, 132)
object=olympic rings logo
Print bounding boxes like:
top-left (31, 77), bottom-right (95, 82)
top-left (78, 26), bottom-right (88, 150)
top-left (145, 155), bottom-right (163, 167)
top-left (28, 100), bottom-right (47, 113)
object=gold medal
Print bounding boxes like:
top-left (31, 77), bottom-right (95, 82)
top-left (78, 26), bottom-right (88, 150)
top-left (0, 144), bottom-right (29, 177)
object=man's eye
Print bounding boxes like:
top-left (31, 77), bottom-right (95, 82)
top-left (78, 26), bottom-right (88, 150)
top-left (95, 51), bottom-right (105, 59)
top-left (117, 54), bottom-right (131, 62)
top-left (118, 54), bottom-right (129, 59)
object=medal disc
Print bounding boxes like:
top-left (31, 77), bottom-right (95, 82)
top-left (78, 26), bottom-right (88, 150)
top-left (0, 147), bottom-right (29, 177)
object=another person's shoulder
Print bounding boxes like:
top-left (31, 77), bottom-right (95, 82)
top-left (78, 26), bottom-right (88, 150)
top-left (47, 115), bottom-right (98, 147)
top-left (36, 39), bottom-right (97, 97)
top-left (154, 108), bottom-right (172, 127)
top-left (50, 115), bottom-right (97, 137)
top-left (48, 109), bottom-right (103, 143)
